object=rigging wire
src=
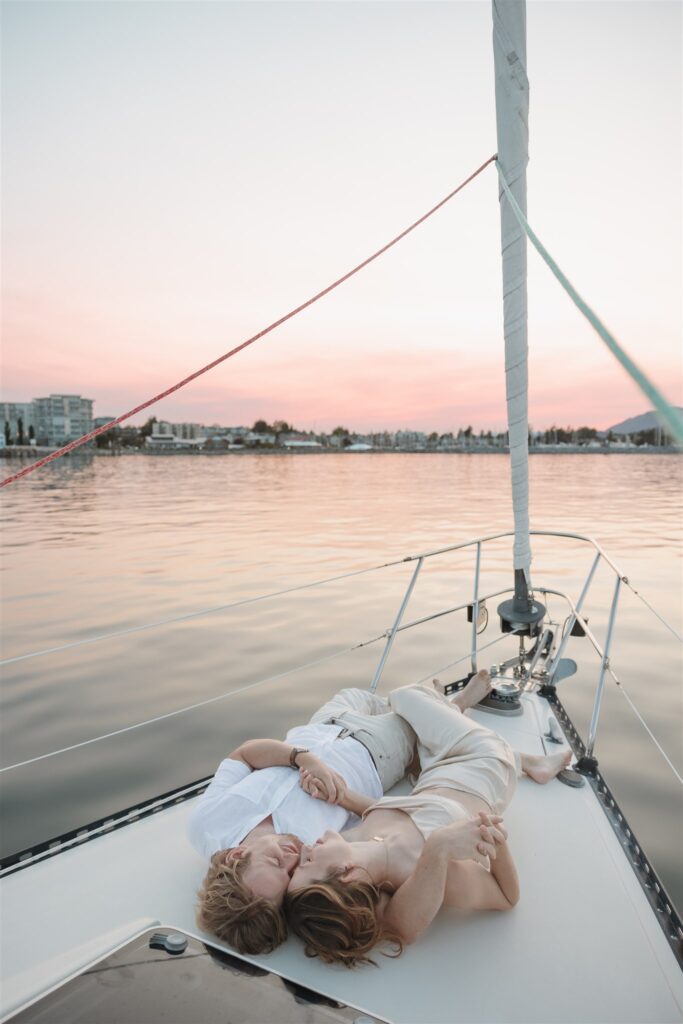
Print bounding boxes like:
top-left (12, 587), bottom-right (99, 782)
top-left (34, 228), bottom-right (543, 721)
top-left (0, 625), bottom-right (515, 774)
top-left (614, 680), bottom-right (683, 787)
top-left (0, 556), bottom-right (408, 667)
top-left (0, 154), bottom-right (497, 490)
top-left (620, 580), bottom-right (683, 646)
top-left (413, 630), bottom-right (516, 686)
top-left (0, 635), bottom-right (386, 774)
top-left (496, 162), bottom-right (683, 447)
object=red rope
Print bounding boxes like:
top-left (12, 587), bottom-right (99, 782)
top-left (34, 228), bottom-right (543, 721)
top-left (1, 155), bottom-right (496, 488)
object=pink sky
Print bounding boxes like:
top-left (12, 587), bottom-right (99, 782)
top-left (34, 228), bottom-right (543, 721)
top-left (2, 2), bottom-right (681, 433)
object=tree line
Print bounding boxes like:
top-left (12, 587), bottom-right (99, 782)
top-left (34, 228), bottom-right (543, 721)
top-left (3, 416), bottom-right (675, 449)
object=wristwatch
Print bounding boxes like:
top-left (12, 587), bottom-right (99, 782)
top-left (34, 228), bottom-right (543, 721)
top-left (289, 746), bottom-right (310, 768)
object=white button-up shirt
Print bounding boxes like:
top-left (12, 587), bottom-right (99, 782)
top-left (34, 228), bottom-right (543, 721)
top-left (187, 722), bottom-right (382, 858)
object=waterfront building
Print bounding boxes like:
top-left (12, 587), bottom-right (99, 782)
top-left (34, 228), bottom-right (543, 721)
top-left (244, 431), bottom-right (276, 446)
top-left (280, 434), bottom-right (322, 449)
top-left (395, 430), bottom-right (427, 449)
top-left (0, 402), bottom-right (35, 443)
top-left (33, 395), bottom-right (93, 446)
top-left (156, 421), bottom-right (207, 440)
top-left (145, 432), bottom-right (204, 449)
top-left (369, 431), bottom-right (395, 449)
top-left (146, 433), bottom-right (176, 448)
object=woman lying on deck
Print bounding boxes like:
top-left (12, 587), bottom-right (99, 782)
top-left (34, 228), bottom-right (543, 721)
top-left (285, 672), bottom-right (571, 967)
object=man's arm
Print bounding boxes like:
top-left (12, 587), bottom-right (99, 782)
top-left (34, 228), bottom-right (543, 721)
top-left (230, 740), bottom-right (344, 800)
top-left (229, 739), bottom-right (300, 769)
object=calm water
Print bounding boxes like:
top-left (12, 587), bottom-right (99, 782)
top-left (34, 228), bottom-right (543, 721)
top-left (1, 452), bottom-right (682, 909)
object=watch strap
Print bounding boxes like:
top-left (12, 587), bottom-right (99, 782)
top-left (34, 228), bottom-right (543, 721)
top-left (289, 746), bottom-right (309, 768)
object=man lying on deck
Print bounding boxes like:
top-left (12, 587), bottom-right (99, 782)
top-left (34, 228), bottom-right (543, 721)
top-left (187, 688), bottom-right (417, 955)
top-left (285, 672), bottom-right (572, 967)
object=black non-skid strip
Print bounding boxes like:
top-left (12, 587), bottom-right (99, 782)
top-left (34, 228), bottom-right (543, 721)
top-left (2, 698), bottom-right (682, 974)
top-left (0, 776), bottom-right (212, 875)
top-left (543, 690), bottom-right (683, 969)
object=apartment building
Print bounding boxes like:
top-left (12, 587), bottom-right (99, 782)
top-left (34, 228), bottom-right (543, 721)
top-left (1, 402), bottom-right (35, 441)
top-left (33, 395), bottom-right (93, 446)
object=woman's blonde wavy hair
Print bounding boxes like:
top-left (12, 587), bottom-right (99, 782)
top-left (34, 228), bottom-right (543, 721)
top-left (196, 851), bottom-right (288, 955)
top-left (284, 870), bottom-right (403, 968)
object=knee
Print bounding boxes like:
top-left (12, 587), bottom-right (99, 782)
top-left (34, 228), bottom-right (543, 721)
top-left (388, 684), bottom-right (428, 715)
top-left (337, 688), bottom-right (364, 700)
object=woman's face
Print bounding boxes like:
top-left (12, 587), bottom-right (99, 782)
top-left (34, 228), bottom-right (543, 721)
top-left (287, 830), bottom-right (350, 891)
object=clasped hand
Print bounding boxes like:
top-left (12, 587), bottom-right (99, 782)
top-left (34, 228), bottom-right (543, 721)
top-left (433, 811), bottom-right (508, 867)
top-left (297, 757), bottom-right (347, 805)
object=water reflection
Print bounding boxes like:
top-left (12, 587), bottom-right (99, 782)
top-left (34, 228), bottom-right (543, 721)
top-left (0, 452), bottom-right (681, 908)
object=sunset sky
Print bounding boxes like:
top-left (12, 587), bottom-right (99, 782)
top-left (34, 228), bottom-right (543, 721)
top-left (2, 1), bottom-right (681, 433)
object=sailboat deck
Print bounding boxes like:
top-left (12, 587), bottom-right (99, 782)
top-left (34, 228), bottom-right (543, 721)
top-left (1, 691), bottom-right (681, 1024)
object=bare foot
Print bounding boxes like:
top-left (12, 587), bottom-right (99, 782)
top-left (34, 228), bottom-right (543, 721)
top-left (452, 670), bottom-right (493, 711)
top-left (521, 749), bottom-right (572, 784)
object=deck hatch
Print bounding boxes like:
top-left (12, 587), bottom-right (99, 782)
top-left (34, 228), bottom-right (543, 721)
top-left (6, 928), bottom-right (388, 1024)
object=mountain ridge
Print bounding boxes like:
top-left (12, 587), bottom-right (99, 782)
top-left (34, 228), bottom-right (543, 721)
top-left (606, 408), bottom-right (683, 435)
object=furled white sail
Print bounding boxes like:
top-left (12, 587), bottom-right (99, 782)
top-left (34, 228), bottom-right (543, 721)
top-left (492, 0), bottom-right (532, 574)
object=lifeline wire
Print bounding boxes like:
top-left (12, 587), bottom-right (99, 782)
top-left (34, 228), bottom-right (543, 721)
top-left (1, 155), bottom-right (497, 489)
top-left (0, 635), bottom-right (385, 774)
top-left (419, 632), bottom-right (683, 787)
top-left (615, 680), bottom-right (683, 787)
top-left (0, 624), bottom-right (510, 773)
top-left (0, 556), bottom-right (407, 667)
top-left (621, 581), bottom-right (683, 646)
top-left (413, 630), bottom-right (516, 686)
top-left (496, 162), bottom-right (683, 446)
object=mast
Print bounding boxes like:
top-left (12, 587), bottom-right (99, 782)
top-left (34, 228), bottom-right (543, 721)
top-left (492, 0), bottom-right (543, 632)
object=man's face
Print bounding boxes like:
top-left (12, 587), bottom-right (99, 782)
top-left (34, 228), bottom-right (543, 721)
top-left (239, 834), bottom-right (303, 903)
top-left (287, 830), bottom-right (349, 892)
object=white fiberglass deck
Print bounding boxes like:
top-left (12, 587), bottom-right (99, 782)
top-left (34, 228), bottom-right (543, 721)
top-left (1, 692), bottom-right (681, 1024)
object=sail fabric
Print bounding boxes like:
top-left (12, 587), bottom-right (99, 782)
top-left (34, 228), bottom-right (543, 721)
top-left (492, 0), bottom-right (532, 574)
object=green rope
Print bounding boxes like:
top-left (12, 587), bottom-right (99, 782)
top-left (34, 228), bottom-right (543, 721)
top-left (496, 161), bottom-right (683, 446)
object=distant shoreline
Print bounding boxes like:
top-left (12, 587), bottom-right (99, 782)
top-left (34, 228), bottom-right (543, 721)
top-left (1, 445), bottom-right (681, 461)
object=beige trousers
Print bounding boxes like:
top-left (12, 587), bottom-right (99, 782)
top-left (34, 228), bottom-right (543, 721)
top-left (308, 688), bottom-right (416, 792)
top-left (388, 684), bottom-right (519, 814)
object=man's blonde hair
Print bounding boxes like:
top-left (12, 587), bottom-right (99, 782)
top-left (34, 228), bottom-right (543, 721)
top-left (197, 851), bottom-right (288, 955)
top-left (285, 871), bottom-right (403, 968)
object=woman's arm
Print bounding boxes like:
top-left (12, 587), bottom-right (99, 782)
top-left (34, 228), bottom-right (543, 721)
top-left (336, 786), bottom-right (375, 816)
top-left (444, 817), bottom-right (520, 911)
top-left (381, 837), bottom-right (451, 945)
top-left (488, 838), bottom-right (520, 905)
top-left (298, 768), bottom-right (373, 814)
top-left (382, 818), bottom-right (497, 945)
